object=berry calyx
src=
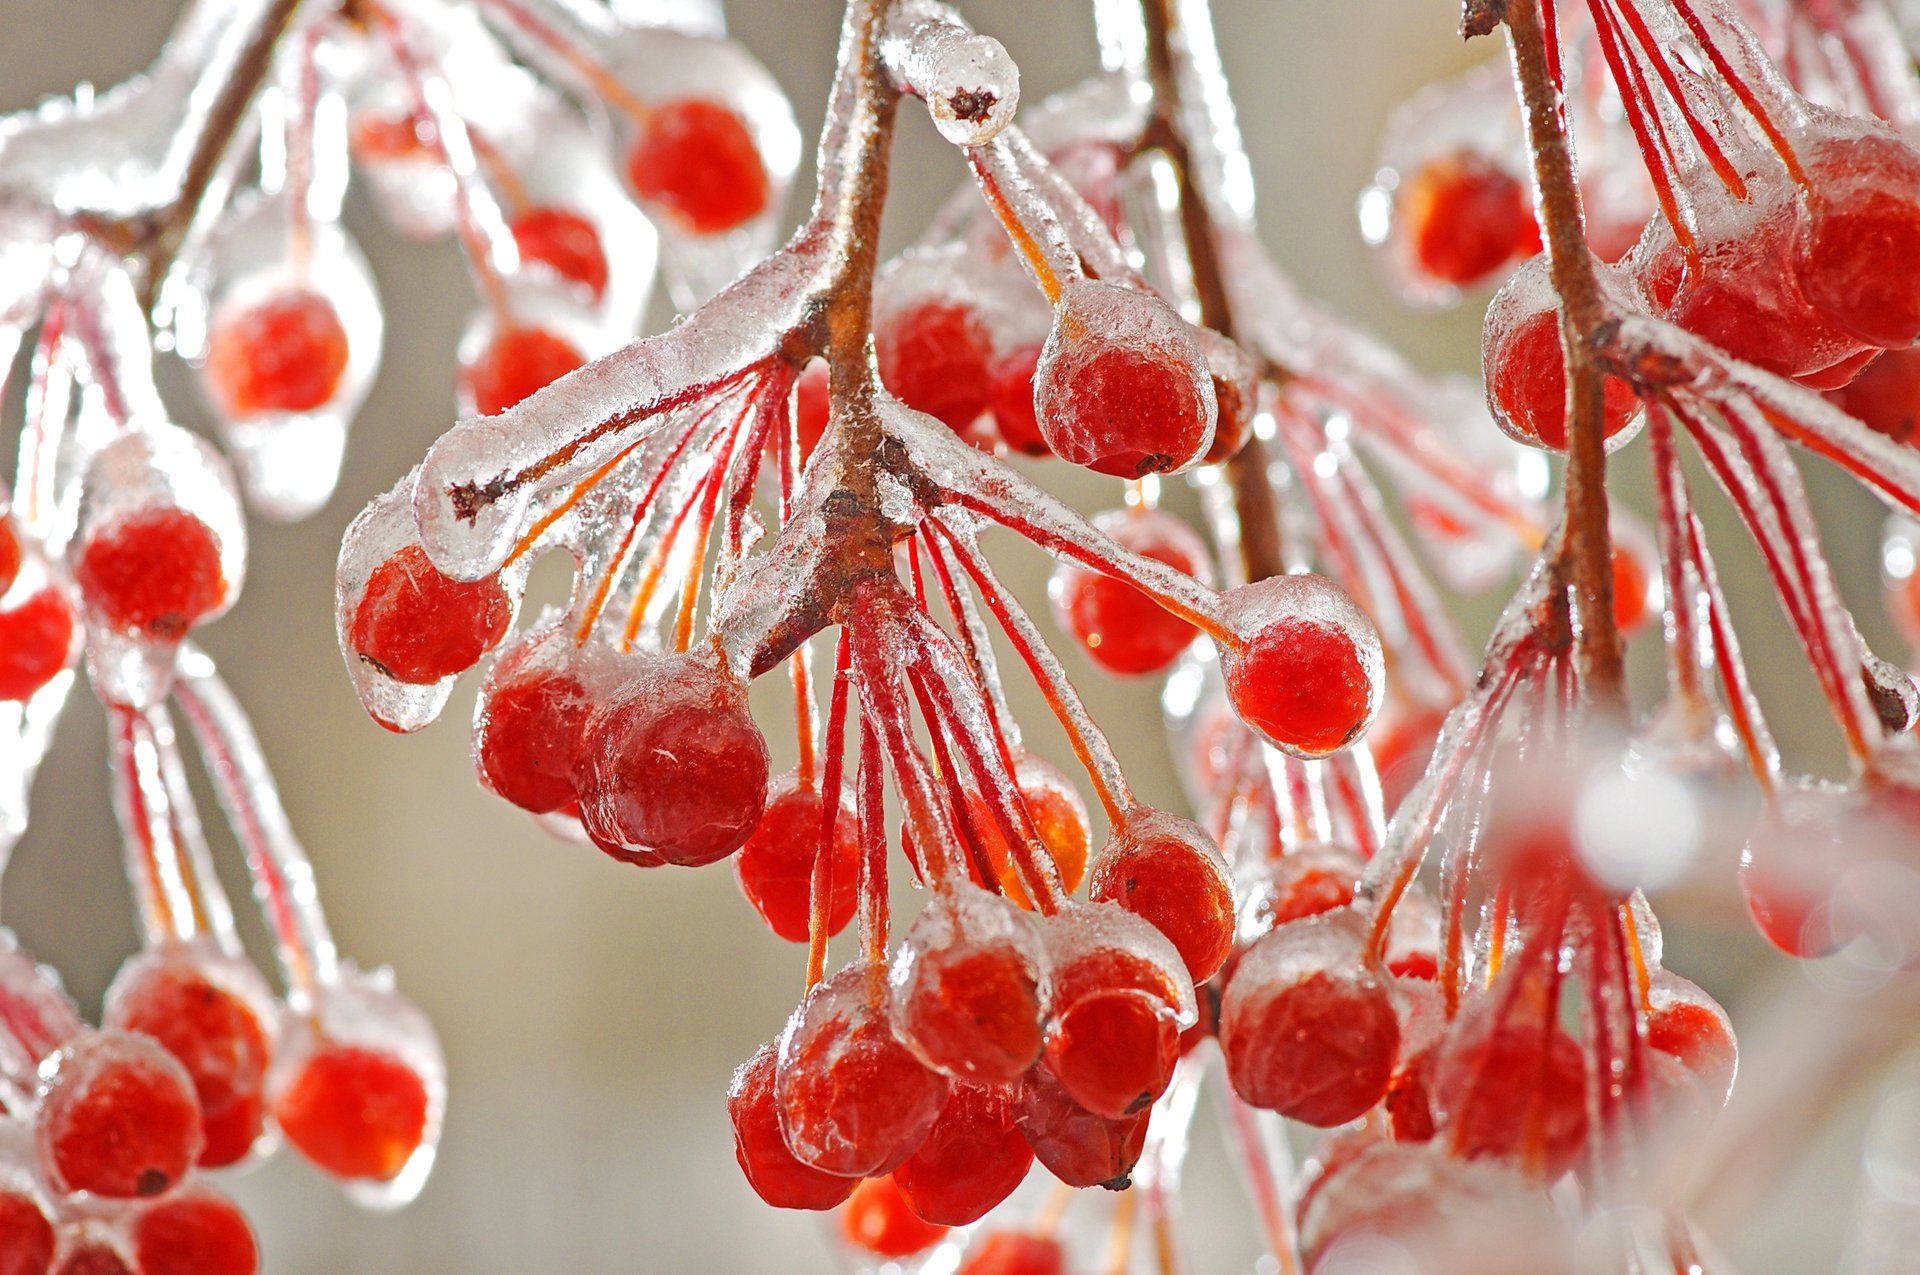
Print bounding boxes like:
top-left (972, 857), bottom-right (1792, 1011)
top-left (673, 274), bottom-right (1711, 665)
top-left (877, 300), bottom-right (994, 433)
top-left (75, 507), bottom-right (228, 643)
top-left (36, 1031), bottom-right (204, 1198)
top-left (509, 207), bottom-right (609, 300)
top-left (461, 326), bottom-right (585, 417)
top-left (733, 774), bottom-right (860, 943)
top-left (1400, 150), bottom-right (1537, 288)
top-left (1219, 573), bottom-right (1383, 758)
top-left (348, 544), bottom-right (512, 686)
top-left (0, 1191), bottom-right (54, 1275)
top-left (1088, 809), bottom-right (1235, 983)
top-left (1051, 508), bottom-right (1210, 677)
top-left (0, 588), bottom-right (75, 702)
top-left (625, 99), bottom-right (768, 235)
top-left (573, 651), bottom-right (770, 866)
top-left (891, 1083), bottom-right (1033, 1226)
top-left (132, 1187), bottom-right (258, 1275)
top-left (271, 1043), bottom-right (430, 1181)
top-left (203, 288), bottom-right (351, 418)
top-left (728, 1041), bottom-right (856, 1211)
top-left (838, 1175), bottom-right (947, 1259)
top-left (1034, 280), bottom-right (1216, 477)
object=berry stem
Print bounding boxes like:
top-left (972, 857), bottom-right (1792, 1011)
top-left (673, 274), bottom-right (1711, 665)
top-left (471, 0), bottom-right (657, 125)
top-left (854, 712), bottom-right (890, 967)
top-left (1666, 0), bottom-right (1811, 190)
top-left (1498, 0), bottom-right (1627, 707)
top-left (1219, 1091), bottom-right (1302, 1275)
top-left (108, 704), bottom-right (203, 947)
top-left (807, 630), bottom-right (854, 989)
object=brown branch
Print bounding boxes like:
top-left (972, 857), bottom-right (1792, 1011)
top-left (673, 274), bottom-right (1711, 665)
top-left (1136, 0), bottom-right (1287, 586)
top-left (1498, 0), bottom-right (1626, 706)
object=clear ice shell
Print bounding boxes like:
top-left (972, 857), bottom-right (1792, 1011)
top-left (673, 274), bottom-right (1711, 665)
top-left (888, 884), bottom-right (1051, 1084)
top-left (880, 1), bottom-right (1021, 148)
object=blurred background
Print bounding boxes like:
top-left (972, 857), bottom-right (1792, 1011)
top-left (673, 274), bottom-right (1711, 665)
top-left (3, 1), bottom-right (1915, 1270)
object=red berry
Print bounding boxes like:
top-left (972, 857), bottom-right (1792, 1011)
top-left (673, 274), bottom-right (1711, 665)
top-left (1830, 345), bottom-right (1920, 445)
top-left (348, 544), bottom-right (512, 686)
top-left (1052, 508), bottom-right (1210, 677)
top-left (1794, 127), bottom-right (1920, 348)
top-left (838, 1175), bottom-right (947, 1259)
top-left (1240, 841), bottom-right (1365, 935)
top-left (1088, 810), bottom-right (1235, 983)
top-left (461, 326), bottom-right (584, 417)
top-left (573, 653), bottom-right (770, 866)
top-left (957, 1232), bottom-right (1067, 1275)
top-left (1645, 972), bottom-right (1736, 1108)
top-left (1040, 907), bottom-right (1191, 1120)
top-left (0, 514), bottom-right (22, 595)
top-left (104, 951), bottom-right (271, 1169)
top-left (474, 625), bottom-right (602, 815)
top-left (272, 1044), bottom-right (430, 1181)
top-left (892, 888), bottom-right (1048, 1084)
top-left (204, 289), bottom-right (351, 417)
top-left (509, 207), bottom-right (609, 300)
top-left (0, 588), bottom-right (75, 702)
top-left (625, 99), bottom-right (768, 235)
top-left (987, 345), bottom-right (1049, 456)
top-left (75, 508), bottom-right (227, 643)
top-left (1219, 911), bottom-right (1399, 1127)
top-left (733, 775), bottom-right (860, 943)
top-left (1430, 1013), bottom-right (1588, 1180)
top-left (1401, 151), bottom-right (1536, 287)
top-left (49, 1245), bottom-right (129, 1275)
top-left (891, 1084), bottom-right (1033, 1226)
top-left (132, 1188), bottom-right (258, 1275)
top-left (1483, 271), bottom-right (1641, 451)
top-left (1035, 281), bottom-right (1215, 476)
top-left (36, 1031), bottom-right (204, 1198)
top-left (727, 1041), bottom-right (856, 1211)
top-left (792, 359), bottom-right (831, 462)
top-left (877, 300), bottom-right (994, 433)
top-left (776, 964), bottom-right (950, 1178)
top-left (350, 112), bottom-right (430, 160)
top-left (1611, 538), bottom-right (1655, 637)
top-left (1013, 1063), bottom-right (1149, 1189)
top-left (1219, 573), bottom-right (1382, 758)
top-left (0, 1191), bottom-right (54, 1275)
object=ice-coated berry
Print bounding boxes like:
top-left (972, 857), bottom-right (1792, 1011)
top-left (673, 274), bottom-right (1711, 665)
top-left (461, 326), bottom-right (585, 417)
top-left (573, 651), bottom-right (770, 866)
top-left (1088, 809), bottom-right (1235, 983)
top-left (474, 624), bottom-right (605, 814)
top-left (728, 1041), bottom-right (856, 1211)
top-left (0, 588), bottom-right (75, 702)
top-left (1013, 1063), bottom-right (1149, 1190)
top-left (987, 344), bottom-right (1049, 456)
top-left (891, 887), bottom-right (1048, 1084)
top-left (1219, 573), bottom-right (1383, 758)
top-left (877, 300), bottom-right (994, 433)
top-left (0, 1191), bottom-right (54, 1275)
top-left (132, 1187), bottom-right (258, 1275)
top-left (1040, 905), bottom-right (1193, 1120)
top-left (272, 1043), bottom-right (430, 1181)
top-left (510, 207), bottom-right (609, 300)
top-left (957, 1232), bottom-right (1067, 1275)
top-left (891, 1083), bottom-right (1033, 1226)
top-left (75, 508), bottom-right (227, 643)
top-left (204, 288), bottom-right (351, 418)
top-left (1051, 508), bottom-right (1211, 677)
top-left (1793, 127), bottom-right (1920, 348)
top-left (733, 775), bottom-right (860, 943)
top-left (625, 99), bottom-right (768, 235)
top-left (349, 544), bottom-right (512, 686)
top-left (1400, 150), bottom-right (1538, 287)
top-left (36, 1031), bottom-right (204, 1198)
top-left (1483, 259), bottom-right (1640, 451)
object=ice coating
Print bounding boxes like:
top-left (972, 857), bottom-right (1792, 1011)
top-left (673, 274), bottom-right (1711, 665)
top-left (889, 884), bottom-right (1050, 1084)
top-left (1042, 901), bottom-right (1198, 1032)
top-left (880, 1), bottom-right (1020, 147)
top-left (0, 941), bottom-right (83, 1089)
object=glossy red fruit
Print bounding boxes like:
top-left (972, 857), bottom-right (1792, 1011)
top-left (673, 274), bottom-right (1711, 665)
top-left (510, 207), bottom-right (609, 300)
top-left (1645, 971), bottom-right (1736, 1108)
top-left (1035, 281), bottom-right (1215, 476)
top-left (37, 1032), bottom-right (204, 1198)
top-left (1219, 573), bottom-right (1383, 758)
top-left (1793, 127), bottom-right (1920, 348)
top-left (104, 955), bottom-right (270, 1169)
top-left (474, 626), bottom-right (602, 815)
top-left (461, 326), bottom-right (584, 416)
top-left (1219, 911), bottom-right (1399, 1126)
top-left (625, 99), bottom-right (768, 235)
top-left (204, 289), bottom-right (351, 417)
top-left (1041, 908), bottom-right (1190, 1120)
top-left (839, 1175), bottom-right (947, 1259)
top-left (1240, 841), bottom-right (1365, 935)
top-left (892, 1084), bottom-right (1033, 1226)
top-left (1829, 345), bottom-right (1920, 446)
top-left (877, 300), bottom-right (994, 432)
top-left (892, 889), bottom-right (1047, 1084)
top-left (987, 344), bottom-right (1049, 456)
top-left (1088, 810), bottom-right (1234, 983)
top-left (272, 1043), bottom-right (429, 1180)
top-left (573, 653), bottom-right (770, 866)
top-left (1013, 1063), bottom-right (1149, 1189)
top-left (0, 515), bottom-right (20, 595)
top-left (348, 544), bottom-right (512, 686)
top-left (132, 1188), bottom-right (258, 1275)
top-left (1051, 508), bottom-right (1210, 677)
top-left (49, 1244), bottom-right (130, 1275)
top-left (1483, 284), bottom-right (1640, 451)
top-left (0, 1191), bottom-right (54, 1275)
top-left (957, 1232), bottom-right (1067, 1275)
top-left (1430, 1014), bottom-right (1588, 1180)
top-left (727, 1041), bottom-right (856, 1211)
top-left (1401, 151), bottom-right (1536, 287)
top-left (75, 508), bottom-right (226, 643)
top-left (733, 776), bottom-right (860, 943)
top-left (776, 964), bottom-right (950, 1178)
top-left (0, 588), bottom-right (75, 702)
top-left (1611, 538), bottom-right (1656, 636)
top-left (793, 359), bottom-right (831, 462)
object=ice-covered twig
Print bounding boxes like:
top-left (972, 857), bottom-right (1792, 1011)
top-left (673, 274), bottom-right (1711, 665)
top-left (879, 0), bottom-right (1020, 146)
